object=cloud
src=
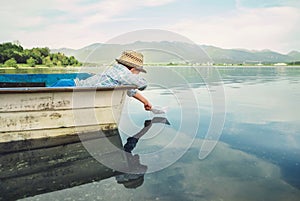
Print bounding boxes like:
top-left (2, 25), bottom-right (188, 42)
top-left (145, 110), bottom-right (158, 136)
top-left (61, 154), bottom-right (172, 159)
top-left (168, 6), bottom-right (300, 53)
top-left (1, 0), bottom-right (299, 52)
top-left (236, 0), bottom-right (300, 8)
top-left (69, 0), bottom-right (176, 28)
top-left (1, 0), bottom-right (176, 48)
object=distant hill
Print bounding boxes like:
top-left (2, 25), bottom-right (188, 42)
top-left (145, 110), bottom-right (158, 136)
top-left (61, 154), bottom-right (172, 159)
top-left (200, 45), bottom-right (297, 64)
top-left (52, 42), bottom-right (300, 65)
top-left (288, 51), bottom-right (300, 61)
top-left (51, 48), bottom-right (76, 56)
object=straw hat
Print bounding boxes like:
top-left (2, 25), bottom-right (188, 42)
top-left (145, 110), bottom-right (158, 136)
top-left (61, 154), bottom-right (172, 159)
top-left (116, 50), bottom-right (147, 73)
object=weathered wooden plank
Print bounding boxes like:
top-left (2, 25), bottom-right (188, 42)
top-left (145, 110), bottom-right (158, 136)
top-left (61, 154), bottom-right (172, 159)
top-left (0, 92), bottom-right (53, 112)
top-left (0, 107), bottom-right (122, 133)
top-left (68, 89), bottom-right (125, 110)
top-left (0, 90), bottom-right (125, 112)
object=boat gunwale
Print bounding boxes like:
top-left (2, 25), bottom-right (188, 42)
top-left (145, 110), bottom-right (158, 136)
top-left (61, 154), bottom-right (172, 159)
top-left (0, 85), bottom-right (136, 94)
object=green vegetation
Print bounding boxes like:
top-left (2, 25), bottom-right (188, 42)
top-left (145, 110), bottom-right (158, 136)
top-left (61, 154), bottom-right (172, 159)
top-left (4, 58), bottom-right (18, 68)
top-left (26, 57), bottom-right (36, 67)
top-left (288, 61), bottom-right (300, 65)
top-left (0, 42), bottom-right (81, 68)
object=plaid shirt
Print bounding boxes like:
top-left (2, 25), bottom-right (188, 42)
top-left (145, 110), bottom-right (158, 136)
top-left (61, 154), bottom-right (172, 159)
top-left (75, 63), bottom-right (147, 97)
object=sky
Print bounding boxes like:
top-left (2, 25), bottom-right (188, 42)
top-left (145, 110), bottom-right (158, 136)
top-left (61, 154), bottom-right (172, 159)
top-left (0, 0), bottom-right (299, 53)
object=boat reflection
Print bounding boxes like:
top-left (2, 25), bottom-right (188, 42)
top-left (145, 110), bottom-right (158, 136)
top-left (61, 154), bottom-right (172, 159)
top-left (0, 117), bottom-right (169, 200)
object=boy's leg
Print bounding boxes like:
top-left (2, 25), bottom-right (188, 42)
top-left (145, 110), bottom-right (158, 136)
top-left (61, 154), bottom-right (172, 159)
top-left (51, 79), bottom-right (75, 87)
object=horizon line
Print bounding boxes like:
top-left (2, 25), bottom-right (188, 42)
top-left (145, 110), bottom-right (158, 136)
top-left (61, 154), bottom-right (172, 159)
top-left (1, 40), bottom-right (298, 55)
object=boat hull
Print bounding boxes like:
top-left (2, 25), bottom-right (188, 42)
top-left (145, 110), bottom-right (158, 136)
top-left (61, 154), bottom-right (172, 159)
top-left (0, 86), bottom-right (132, 152)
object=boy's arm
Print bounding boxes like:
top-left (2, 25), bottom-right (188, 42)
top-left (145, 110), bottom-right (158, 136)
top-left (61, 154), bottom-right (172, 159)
top-left (133, 92), bottom-right (152, 111)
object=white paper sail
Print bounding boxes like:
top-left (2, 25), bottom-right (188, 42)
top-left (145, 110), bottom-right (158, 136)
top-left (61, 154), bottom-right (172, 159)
top-left (150, 106), bottom-right (167, 114)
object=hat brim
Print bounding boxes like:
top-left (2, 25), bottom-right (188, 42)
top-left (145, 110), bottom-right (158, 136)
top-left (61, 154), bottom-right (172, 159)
top-left (116, 59), bottom-right (147, 73)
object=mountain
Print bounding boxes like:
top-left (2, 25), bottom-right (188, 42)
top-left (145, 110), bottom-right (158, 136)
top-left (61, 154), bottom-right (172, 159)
top-left (52, 42), bottom-right (300, 65)
top-left (52, 41), bottom-right (211, 64)
top-left (200, 45), bottom-right (295, 64)
top-left (51, 48), bottom-right (77, 56)
top-left (288, 51), bottom-right (300, 61)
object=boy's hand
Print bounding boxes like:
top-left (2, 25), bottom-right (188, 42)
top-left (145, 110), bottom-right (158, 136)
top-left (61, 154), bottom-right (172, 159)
top-left (144, 102), bottom-right (152, 111)
top-left (132, 92), bottom-right (152, 111)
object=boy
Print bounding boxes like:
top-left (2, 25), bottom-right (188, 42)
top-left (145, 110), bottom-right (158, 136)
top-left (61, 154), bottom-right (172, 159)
top-left (51, 50), bottom-right (152, 111)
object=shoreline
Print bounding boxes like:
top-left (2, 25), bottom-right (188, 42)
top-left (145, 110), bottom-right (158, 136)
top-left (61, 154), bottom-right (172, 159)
top-left (1, 65), bottom-right (300, 75)
top-left (1, 64), bottom-right (300, 70)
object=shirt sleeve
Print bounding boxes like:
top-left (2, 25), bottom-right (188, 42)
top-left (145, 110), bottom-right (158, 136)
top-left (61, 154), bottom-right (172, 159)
top-left (127, 89), bottom-right (138, 97)
top-left (119, 73), bottom-right (147, 90)
top-left (121, 73), bottom-right (146, 97)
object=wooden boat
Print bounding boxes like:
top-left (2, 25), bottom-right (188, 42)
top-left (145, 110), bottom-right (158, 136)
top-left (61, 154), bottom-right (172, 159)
top-left (0, 86), bottom-right (134, 153)
top-left (0, 85), bottom-right (150, 200)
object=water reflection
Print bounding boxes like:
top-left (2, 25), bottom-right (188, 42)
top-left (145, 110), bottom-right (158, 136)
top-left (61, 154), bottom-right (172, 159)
top-left (145, 66), bottom-right (300, 190)
top-left (0, 133), bottom-right (121, 200)
top-left (0, 117), bottom-right (170, 200)
top-left (116, 117), bottom-right (170, 189)
top-left (123, 117), bottom-right (170, 154)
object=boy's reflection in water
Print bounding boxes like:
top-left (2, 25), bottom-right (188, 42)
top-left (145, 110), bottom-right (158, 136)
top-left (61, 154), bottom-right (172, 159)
top-left (116, 117), bottom-right (170, 189)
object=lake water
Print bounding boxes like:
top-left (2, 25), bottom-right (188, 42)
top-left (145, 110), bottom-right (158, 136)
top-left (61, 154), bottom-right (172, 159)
top-left (1, 66), bottom-right (300, 201)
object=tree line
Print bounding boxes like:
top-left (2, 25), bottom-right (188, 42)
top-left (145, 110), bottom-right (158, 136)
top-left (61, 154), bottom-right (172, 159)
top-left (0, 42), bottom-right (81, 67)
top-left (288, 61), bottom-right (300, 65)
